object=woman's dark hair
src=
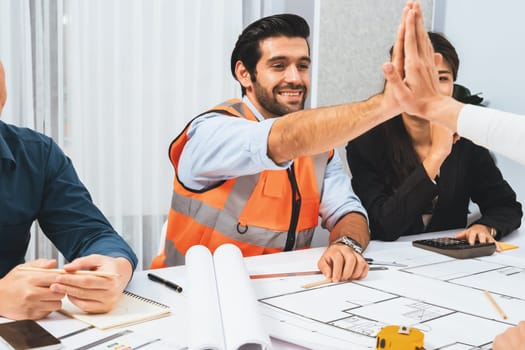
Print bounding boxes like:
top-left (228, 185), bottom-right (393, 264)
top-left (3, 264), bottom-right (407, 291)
top-left (428, 32), bottom-right (459, 81)
top-left (383, 32), bottom-right (459, 188)
top-left (230, 13), bottom-right (310, 95)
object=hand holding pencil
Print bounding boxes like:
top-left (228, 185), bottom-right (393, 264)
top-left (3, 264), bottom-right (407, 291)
top-left (1, 255), bottom-right (132, 320)
top-left (48, 254), bottom-right (133, 314)
top-left (0, 258), bottom-right (66, 320)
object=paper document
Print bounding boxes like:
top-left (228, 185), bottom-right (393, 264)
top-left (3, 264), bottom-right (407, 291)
top-left (186, 244), bottom-right (271, 350)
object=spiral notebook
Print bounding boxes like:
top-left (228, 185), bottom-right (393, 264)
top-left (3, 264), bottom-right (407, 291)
top-left (59, 291), bottom-right (171, 330)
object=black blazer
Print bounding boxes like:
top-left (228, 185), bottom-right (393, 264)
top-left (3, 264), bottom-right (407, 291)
top-left (346, 126), bottom-right (522, 241)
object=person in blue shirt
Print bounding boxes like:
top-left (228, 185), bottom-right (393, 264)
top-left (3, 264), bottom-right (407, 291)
top-left (0, 61), bottom-right (138, 320)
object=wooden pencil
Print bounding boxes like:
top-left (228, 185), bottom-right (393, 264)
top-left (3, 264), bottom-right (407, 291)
top-left (302, 277), bottom-right (333, 289)
top-left (18, 266), bottom-right (119, 278)
top-left (484, 290), bottom-right (508, 320)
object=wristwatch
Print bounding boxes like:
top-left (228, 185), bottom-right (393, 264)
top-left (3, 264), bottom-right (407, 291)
top-left (332, 236), bottom-right (363, 254)
top-left (489, 227), bottom-right (498, 239)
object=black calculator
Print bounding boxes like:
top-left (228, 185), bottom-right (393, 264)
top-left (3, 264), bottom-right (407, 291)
top-left (412, 237), bottom-right (496, 259)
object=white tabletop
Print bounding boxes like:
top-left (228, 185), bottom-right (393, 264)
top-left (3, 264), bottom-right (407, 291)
top-left (14, 226), bottom-right (525, 349)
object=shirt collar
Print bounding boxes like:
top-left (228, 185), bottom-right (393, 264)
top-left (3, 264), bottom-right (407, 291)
top-left (242, 96), bottom-right (266, 122)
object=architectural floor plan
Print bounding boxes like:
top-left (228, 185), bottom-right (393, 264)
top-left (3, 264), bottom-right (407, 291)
top-left (250, 242), bottom-right (524, 349)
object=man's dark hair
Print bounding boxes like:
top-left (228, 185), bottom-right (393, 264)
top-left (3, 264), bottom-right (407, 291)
top-left (230, 13), bottom-right (310, 95)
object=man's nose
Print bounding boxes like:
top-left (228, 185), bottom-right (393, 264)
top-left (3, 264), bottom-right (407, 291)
top-left (284, 65), bottom-right (301, 83)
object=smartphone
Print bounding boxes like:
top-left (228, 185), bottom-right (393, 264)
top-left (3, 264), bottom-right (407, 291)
top-left (0, 320), bottom-right (61, 350)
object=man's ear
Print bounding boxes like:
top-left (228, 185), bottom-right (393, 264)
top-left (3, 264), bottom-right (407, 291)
top-left (0, 63), bottom-right (6, 115)
top-left (234, 60), bottom-right (252, 90)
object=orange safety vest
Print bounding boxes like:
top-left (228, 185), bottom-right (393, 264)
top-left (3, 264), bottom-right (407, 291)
top-left (151, 99), bottom-right (333, 268)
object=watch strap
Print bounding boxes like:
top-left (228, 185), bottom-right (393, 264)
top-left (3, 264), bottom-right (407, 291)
top-left (332, 236), bottom-right (363, 254)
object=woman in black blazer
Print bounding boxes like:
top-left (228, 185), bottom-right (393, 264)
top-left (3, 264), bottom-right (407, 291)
top-left (345, 32), bottom-right (522, 247)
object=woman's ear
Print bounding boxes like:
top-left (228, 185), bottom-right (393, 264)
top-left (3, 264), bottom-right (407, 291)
top-left (434, 52), bottom-right (442, 67)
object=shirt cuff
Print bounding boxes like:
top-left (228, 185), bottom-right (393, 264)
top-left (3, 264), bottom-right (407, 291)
top-left (247, 118), bottom-right (292, 169)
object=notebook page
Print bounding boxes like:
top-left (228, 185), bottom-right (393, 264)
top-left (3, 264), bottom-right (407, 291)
top-left (59, 291), bottom-right (170, 330)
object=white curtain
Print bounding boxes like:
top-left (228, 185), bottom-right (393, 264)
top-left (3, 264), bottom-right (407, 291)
top-left (0, 0), bottom-right (61, 261)
top-left (0, 0), bottom-right (34, 127)
top-left (0, 0), bottom-right (242, 269)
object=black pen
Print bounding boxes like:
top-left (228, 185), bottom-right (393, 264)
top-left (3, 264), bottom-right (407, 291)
top-left (365, 258), bottom-right (407, 267)
top-left (147, 273), bottom-right (183, 293)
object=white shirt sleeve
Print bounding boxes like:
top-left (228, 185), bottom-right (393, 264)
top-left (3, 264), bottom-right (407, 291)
top-left (458, 104), bottom-right (525, 166)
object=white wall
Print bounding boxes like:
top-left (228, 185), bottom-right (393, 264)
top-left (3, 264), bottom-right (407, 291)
top-left (317, 0), bottom-right (433, 107)
top-left (433, 0), bottom-right (525, 205)
top-left (433, 0), bottom-right (525, 115)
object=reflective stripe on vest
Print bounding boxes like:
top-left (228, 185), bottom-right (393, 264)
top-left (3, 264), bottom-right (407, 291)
top-left (162, 153), bottom-right (328, 267)
top-left (155, 99), bottom-right (332, 267)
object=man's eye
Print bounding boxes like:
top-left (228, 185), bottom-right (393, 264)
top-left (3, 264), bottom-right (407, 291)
top-left (272, 63), bottom-right (285, 69)
top-left (298, 64), bottom-right (310, 70)
top-left (439, 76), bottom-right (449, 81)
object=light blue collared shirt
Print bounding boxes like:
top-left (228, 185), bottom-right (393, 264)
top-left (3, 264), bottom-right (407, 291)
top-left (178, 97), bottom-right (367, 231)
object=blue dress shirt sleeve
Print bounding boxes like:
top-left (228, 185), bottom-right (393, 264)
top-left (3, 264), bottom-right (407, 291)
top-left (0, 122), bottom-right (137, 277)
top-left (38, 139), bottom-right (138, 268)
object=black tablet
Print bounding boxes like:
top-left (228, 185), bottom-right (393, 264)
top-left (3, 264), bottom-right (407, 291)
top-left (0, 320), bottom-right (61, 350)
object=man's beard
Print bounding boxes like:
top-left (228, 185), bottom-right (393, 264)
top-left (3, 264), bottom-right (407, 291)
top-left (253, 80), bottom-right (307, 117)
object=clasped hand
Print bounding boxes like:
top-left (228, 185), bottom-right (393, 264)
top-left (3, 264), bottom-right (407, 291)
top-left (0, 254), bottom-right (132, 320)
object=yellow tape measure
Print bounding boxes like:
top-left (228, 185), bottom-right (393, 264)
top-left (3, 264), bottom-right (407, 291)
top-left (376, 325), bottom-right (425, 350)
